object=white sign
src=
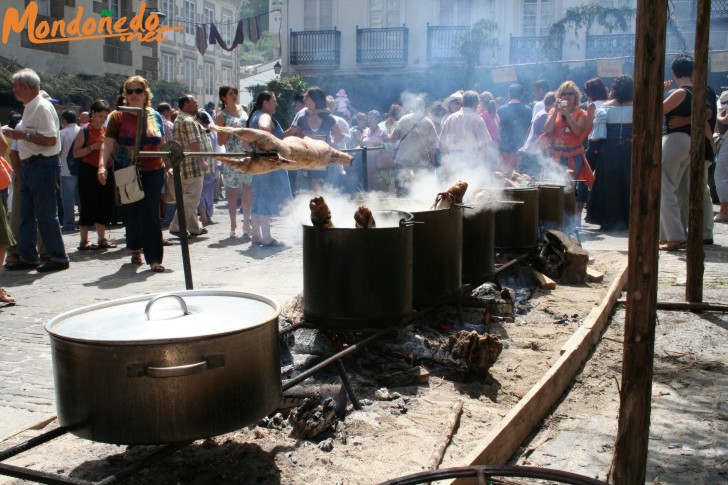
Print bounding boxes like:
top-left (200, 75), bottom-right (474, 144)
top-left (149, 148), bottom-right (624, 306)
top-left (491, 66), bottom-right (518, 84)
top-left (597, 59), bottom-right (622, 78)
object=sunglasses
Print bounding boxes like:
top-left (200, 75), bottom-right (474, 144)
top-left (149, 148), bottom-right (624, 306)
top-left (561, 91), bottom-right (575, 96)
top-left (125, 88), bottom-right (145, 95)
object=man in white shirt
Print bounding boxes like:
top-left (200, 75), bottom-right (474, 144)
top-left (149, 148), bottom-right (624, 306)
top-left (3, 68), bottom-right (69, 272)
top-left (440, 90), bottom-right (491, 175)
top-left (59, 110), bottom-right (81, 231)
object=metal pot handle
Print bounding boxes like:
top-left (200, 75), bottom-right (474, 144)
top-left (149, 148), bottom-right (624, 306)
top-left (400, 218), bottom-right (424, 227)
top-left (145, 294), bottom-right (191, 320)
top-left (453, 203), bottom-right (474, 209)
top-left (128, 355), bottom-right (225, 378)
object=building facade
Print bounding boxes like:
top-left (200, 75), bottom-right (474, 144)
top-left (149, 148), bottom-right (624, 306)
top-left (0, 0), bottom-right (240, 108)
top-left (272, 0), bottom-right (728, 78)
top-left (157, 0), bottom-right (241, 107)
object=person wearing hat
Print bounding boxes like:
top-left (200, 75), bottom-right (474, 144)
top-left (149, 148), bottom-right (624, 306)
top-left (713, 90), bottom-right (728, 222)
top-left (441, 91), bottom-right (464, 131)
top-left (334, 89), bottom-right (356, 120)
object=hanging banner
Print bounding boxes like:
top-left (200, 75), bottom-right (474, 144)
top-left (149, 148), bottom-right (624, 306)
top-left (491, 66), bottom-right (518, 84)
top-left (710, 51), bottom-right (728, 72)
top-left (597, 58), bottom-right (622, 78)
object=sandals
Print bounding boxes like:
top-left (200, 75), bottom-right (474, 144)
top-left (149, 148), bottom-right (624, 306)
top-left (150, 262), bottom-right (165, 273)
top-left (97, 238), bottom-right (117, 249)
top-left (131, 251), bottom-right (143, 265)
top-left (0, 288), bottom-right (15, 304)
top-left (659, 240), bottom-right (686, 251)
top-left (78, 240), bottom-right (99, 251)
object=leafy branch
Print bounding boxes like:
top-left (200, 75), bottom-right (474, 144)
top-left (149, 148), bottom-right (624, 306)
top-left (542, 4), bottom-right (635, 60)
top-left (454, 19), bottom-right (500, 66)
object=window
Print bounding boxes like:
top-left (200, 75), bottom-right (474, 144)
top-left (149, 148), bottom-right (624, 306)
top-left (185, 58), bottom-right (196, 92)
top-left (204, 7), bottom-right (215, 52)
top-left (204, 63), bottom-right (214, 96)
top-left (523, 0), bottom-right (553, 36)
top-left (162, 53), bottom-right (175, 82)
top-left (184, 0), bottom-right (195, 35)
top-left (161, 0), bottom-right (174, 27)
top-left (36, 0), bottom-right (50, 15)
top-left (221, 66), bottom-right (232, 88)
top-left (222, 13), bottom-right (232, 50)
top-left (303, 0), bottom-right (333, 30)
top-left (439, 0), bottom-right (472, 26)
top-left (369, 0), bottom-right (401, 27)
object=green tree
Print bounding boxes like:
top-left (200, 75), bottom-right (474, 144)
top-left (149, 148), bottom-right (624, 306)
top-left (454, 19), bottom-right (500, 66)
top-left (542, 4), bottom-right (635, 60)
top-left (247, 75), bottom-right (310, 128)
top-left (240, 0), bottom-right (269, 31)
top-left (240, 31), bottom-right (275, 65)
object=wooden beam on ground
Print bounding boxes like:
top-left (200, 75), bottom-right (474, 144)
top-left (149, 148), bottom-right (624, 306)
top-left (686, 0), bottom-right (711, 302)
top-left (612, 0), bottom-right (669, 482)
top-left (530, 268), bottom-right (556, 289)
top-left (617, 300), bottom-right (728, 313)
top-left (454, 264), bottom-right (628, 480)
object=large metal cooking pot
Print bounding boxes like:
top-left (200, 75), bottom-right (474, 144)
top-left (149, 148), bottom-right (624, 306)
top-left (369, 199), bottom-right (463, 307)
top-left (45, 291), bottom-right (281, 445)
top-left (535, 184), bottom-right (565, 233)
top-left (491, 187), bottom-right (539, 253)
top-left (303, 210), bottom-right (414, 328)
top-left (462, 204), bottom-right (495, 285)
top-left (539, 180), bottom-right (577, 232)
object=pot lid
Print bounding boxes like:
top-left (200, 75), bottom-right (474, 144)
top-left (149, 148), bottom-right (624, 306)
top-left (45, 290), bottom-right (280, 344)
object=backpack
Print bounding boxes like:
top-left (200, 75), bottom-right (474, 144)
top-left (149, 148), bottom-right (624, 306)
top-left (66, 125), bottom-right (89, 176)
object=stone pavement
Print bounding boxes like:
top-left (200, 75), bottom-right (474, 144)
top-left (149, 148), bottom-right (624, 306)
top-left (1, 200), bottom-right (726, 481)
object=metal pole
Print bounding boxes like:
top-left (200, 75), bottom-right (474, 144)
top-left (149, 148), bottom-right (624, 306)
top-left (281, 327), bottom-right (392, 392)
top-left (362, 147), bottom-right (369, 192)
top-left (162, 141), bottom-right (194, 289)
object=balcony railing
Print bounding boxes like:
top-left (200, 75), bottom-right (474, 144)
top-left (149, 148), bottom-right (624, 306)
top-left (509, 35), bottom-right (546, 64)
top-left (356, 26), bottom-right (408, 65)
top-left (586, 34), bottom-right (635, 59)
top-left (289, 29), bottom-right (341, 66)
top-left (427, 25), bottom-right (468, 63)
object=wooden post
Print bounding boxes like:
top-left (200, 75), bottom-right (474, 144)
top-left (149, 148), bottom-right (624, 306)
top-left (686, 0), bottom-right (711, 302)
top-left (610, 0), bottom-right (668, 482)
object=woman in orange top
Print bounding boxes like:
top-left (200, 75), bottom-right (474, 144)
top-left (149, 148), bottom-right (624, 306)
top-left (543, 80), bottom-right (593, 220)
top-left (73, 99), bottom-right (115, 251)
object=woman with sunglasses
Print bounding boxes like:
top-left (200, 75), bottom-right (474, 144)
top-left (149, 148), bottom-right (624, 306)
top-left (100, 75), bottom-right (166, 272)
top-left (543, 80), bottom-right (592, 225)
top-left (216, 85), bottom-right (253, 239)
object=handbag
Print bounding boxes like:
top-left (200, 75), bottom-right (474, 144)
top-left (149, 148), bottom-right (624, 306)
top-left (115, 164), bottom-right (144, 204)
top-left (162, 170), bottom-right (175, 203)
top-left (66, 125), bottom-right (88, 176)
top-left (114, 109), bottom-right (147, 205)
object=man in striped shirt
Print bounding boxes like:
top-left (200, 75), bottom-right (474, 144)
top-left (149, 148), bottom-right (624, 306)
top-left (169, 94), bottom-right (212, 238)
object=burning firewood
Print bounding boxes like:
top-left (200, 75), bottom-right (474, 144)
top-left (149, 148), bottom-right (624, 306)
top-left (289, 396), bottom-right (339, 439)
top-left (209, 126), bottom-right (354, 172)
top-left (354, 205), bottom-right (376, 228)
top-left (432, 180), bottom-right (468, 209)
top-left (310, 196), bottom-right (334, 228)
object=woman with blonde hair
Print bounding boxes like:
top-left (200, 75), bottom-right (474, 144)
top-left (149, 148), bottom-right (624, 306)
top-left (100, 75), bottom-right (166, 272)
top-left (543, 80), bottom-right (593, 224)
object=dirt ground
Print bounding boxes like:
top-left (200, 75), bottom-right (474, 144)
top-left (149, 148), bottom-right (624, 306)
top-left (0, 250), bottom-right (630, 484)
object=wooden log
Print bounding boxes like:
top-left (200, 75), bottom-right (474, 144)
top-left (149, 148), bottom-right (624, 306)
top-left (455, 263), bottom-right (627, 480)
top-left (530, 268), bottom-right (557, 289)
top-left (585, 267), bottom-right (605, 283)
top-left (616, 300), bottom-right (728, 313)
top-left (426, 400), bottom-right (464, 470)
top-left (685, 0), bottom-right (710, 302)
top-left (612, 0), bottom-right (669, 481)
top-left (289, 397), bottom-right (338, 439)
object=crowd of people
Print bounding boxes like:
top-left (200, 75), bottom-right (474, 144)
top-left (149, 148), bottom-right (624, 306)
top-left (1, 56), bottom-right (726, 301)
